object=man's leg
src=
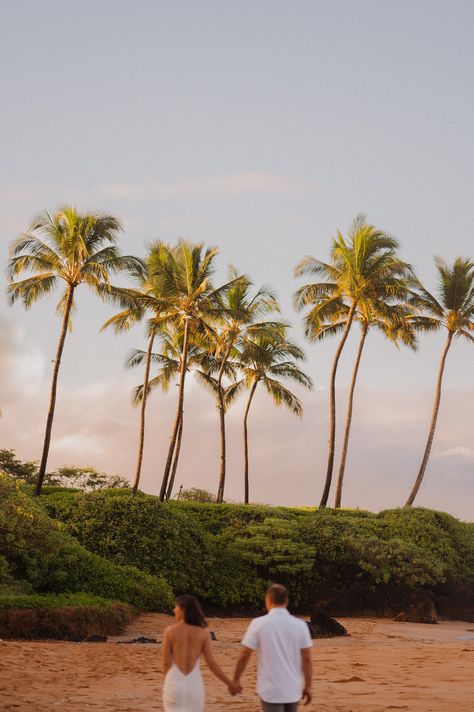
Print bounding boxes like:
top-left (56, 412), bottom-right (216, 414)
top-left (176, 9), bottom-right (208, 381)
top-left (259, 701), bottom-right (284, 712)
top-left (260, 702), bottom-right (299, 712)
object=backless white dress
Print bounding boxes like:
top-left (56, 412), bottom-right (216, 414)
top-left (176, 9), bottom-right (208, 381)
top-left (163, 660), bottom-right (205, 712)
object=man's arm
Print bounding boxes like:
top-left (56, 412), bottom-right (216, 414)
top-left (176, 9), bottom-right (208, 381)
top-left (233, 646), bottom-right (254, 685)
top-left (301, 648), bottom-right (312, 706)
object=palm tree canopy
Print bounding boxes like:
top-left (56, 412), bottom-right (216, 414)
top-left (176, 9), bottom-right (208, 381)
top-left (128, 325), bottom-right (234, 404)
top-left (294, 215), bottom-right (413, 341)
top-left (238, 328), bottom-right (313, 417)
top-left (8, 207), bottom-right (144, 318)
top-left (145, 239), bottom-right (239, 332)
top-left (409, 257), bottom-right (474, 342)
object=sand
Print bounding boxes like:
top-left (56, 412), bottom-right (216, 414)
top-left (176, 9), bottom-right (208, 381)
top-left (1, 614), bottom-right (474, 711)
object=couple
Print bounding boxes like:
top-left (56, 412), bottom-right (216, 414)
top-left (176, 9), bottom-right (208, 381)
top-left (162, 583), bottom-right (313, 711)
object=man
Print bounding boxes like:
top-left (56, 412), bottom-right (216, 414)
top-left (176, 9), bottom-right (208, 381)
top-left (233, 583), bottom-right (313, 711)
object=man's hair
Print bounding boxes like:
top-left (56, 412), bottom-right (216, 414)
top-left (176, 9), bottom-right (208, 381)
top-left (266, 583), bottom-right (289, 605)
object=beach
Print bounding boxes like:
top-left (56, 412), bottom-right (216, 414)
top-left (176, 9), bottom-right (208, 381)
top-left (2, 614), bottom-right (474, 711)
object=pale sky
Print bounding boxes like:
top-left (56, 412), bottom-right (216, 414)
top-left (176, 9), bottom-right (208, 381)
top-left (0, 1), bottom-right (473, 518)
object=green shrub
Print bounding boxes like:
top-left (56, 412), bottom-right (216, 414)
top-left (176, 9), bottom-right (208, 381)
top-left (44, 491), bottom-right (212, 593)
top-left (37, 482), bottom-right (474, 612)
top-left (0, 593), bottom-right (135, 640)
top-left (0, 473), bottom-right (173, 611)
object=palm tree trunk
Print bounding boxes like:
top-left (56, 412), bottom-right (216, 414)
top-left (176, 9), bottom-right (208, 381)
top-left (159, 319), bottom-right (190, 501)
top-left (166, 411), bottom-right (183, 500)
top-left (35, 286), bottom-right (75, 496)
top-left (132, 330), bottom-right (156, 496)
top-left (334, 321), bottom-right (369, 508)
top-left (405, 331), bottom-right (454, 506)
top-left (216, 343), bottom-right (233, 503)
top-left (320, 300), bottom-right (358, 508)
top-left (243, 380), bottom-right (258, 505)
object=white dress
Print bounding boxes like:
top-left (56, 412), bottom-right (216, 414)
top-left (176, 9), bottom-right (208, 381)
top-left (163, 660), bottom-right (205, 712)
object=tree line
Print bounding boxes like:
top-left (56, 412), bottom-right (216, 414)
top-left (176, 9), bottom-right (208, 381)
top-left (6, 207), bottom-right (473, 506)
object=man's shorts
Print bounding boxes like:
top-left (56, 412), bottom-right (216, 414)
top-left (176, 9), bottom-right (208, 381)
top-left (260, 700), bottom-right (299, 712)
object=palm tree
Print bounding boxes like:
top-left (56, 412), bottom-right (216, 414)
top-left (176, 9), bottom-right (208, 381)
top-left (235, 329), bottom-right (313, 504)
top-left (101, 247), bottom-right (173, 496)
top-left (146, 240), bottom-right (239, 501)
top-left (334, 300), bottom-right (418, 508)
top-left (209, 270), bottom-right (281, 502)
top-left (7, 207), bottom-right (143, 495)
top-left (128, 324), bottom-right (211, 499)
top-left (294, 215), bottom-right (411, 507)
top-left (405, 257), bottom-right (474, 506)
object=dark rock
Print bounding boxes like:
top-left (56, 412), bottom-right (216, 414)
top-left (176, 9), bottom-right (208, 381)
top-left (210, 631), bottom-right (217, 641)
top-left (434, 584), bottom-right (474, 622)
top-left (394, 591), bottom-right (438, 624)
top-left (117, 636), bottom-right (158, 644)
top-left (85, 634), bottom-right (108, 642)
top-left (309, 610), bottom-right (348, 638)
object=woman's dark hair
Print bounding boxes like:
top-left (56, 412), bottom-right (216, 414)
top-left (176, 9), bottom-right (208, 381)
top-left (175, 595), bottom-right (208, 627)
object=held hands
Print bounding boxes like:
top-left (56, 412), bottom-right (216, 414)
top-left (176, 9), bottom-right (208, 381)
top-left (228, 680), bottom-right (242, 696)
top-left (302, 687), bottom-right (312, 706)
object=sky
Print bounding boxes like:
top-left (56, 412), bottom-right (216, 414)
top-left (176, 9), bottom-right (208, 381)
top-left (0, 1), bottom-right (473, 519)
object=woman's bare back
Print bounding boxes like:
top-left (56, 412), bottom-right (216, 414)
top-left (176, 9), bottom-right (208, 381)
top-left (166, 623), bottom-right (208, 675)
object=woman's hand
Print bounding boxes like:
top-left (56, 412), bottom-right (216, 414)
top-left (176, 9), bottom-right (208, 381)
top-left (228, 680), bottom-right (242, 696)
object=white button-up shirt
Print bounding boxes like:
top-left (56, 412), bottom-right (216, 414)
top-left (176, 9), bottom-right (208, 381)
top-left (241, 607), bottom-right (313, 704)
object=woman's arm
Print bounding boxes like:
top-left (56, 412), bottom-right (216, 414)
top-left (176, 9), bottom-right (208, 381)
top-left (162, 628), bottom-right (173, 675)
top-left (202, 634), bottom-right (241, 694)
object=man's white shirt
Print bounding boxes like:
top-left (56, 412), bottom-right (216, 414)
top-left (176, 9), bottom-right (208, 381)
top-left (241, 607), bottom-right (313, 704)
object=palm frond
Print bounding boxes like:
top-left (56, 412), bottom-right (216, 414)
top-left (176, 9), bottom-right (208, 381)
top-left (7, 274), bottom-right (58, 307)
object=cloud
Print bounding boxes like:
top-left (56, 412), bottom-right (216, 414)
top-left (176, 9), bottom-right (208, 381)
top-left (438, 446), bottom-right (474, 460)
top-left (0, 172), bottom-right (310, 213)
top-left (96, 172), bottom-right (310, 201)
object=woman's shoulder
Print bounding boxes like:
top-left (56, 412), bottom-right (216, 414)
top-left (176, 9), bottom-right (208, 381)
top-left (164, 622), bottom-right (181, 635)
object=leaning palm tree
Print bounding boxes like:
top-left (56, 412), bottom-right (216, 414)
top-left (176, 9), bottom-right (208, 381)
top-left (235, 328), bottom-right (313, 504)
top-left (128, 325), bottom-right (204, 498)
top-left (7, 207), bottom-right (143, 495)
top-left (146, 240), bottom-right (240, 501)
top-left (405, 257), bottom-right (474, 506)
top-left (101, 250), bottom-right (171, 496)
top-left (294, 215), bottom-right (411, 507)
top-left (209, 270), bottom-right (281, 502)
top-left (334, 300), bottom-right (418, 508)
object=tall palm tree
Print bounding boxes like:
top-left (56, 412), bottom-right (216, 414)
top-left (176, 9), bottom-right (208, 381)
top-left (209, 270), bottom-right (281, 502)
top-left (146, 240), bottom-right (239, 501)
top-left (128, 324), bottom-right (212, 499)
top-left (334, 300), bottom-right (418, 508)
top-left (7, 207), bottom-right (143, 495)
top-left (294, 215), bottom-right (411, 507)
top-left (405, 257), bottom-right (474, 506)
top-left (101, 247), bottom-right (173, 496)
top-left (235, 329), bottom-right (313, 504)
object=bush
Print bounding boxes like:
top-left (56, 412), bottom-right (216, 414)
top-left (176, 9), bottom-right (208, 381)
top-left (36, 483), bottom-right (474, 612)
top-left (0, 473), bottom-right (173, 612)
top-left (44, 490), bottom-right (212, 593)
top-left (0, 593), bottom-right (135, 639)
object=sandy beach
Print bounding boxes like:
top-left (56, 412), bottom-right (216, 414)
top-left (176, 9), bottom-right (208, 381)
top-left (2, 614), bottom-right (474, 711)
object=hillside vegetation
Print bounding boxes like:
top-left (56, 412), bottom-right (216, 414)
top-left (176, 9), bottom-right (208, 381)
top-left (43, 486), bottom-right (474, 613)
top-left (0, 473), bottom-right (173, 637)
top-left (3, 472), bottom-right (474, 637)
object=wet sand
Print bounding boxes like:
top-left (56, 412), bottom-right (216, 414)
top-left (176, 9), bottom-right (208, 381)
top-left (1, 615), bottom-right (474, 711)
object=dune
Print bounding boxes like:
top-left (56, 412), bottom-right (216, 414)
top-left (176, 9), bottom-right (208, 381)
top-left (1, 615), bottom-right (474, 711)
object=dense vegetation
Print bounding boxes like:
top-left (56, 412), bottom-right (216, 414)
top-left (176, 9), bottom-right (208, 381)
top-left (2, 472), bottom-right (474, 638)
top-left (43, 487), bottom-right (474, 612)
top-left (0, 473), bottom-right (173, 615)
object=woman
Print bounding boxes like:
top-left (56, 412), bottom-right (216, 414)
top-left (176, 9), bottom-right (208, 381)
top-left (162, 594), bottom-right (240, 711)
